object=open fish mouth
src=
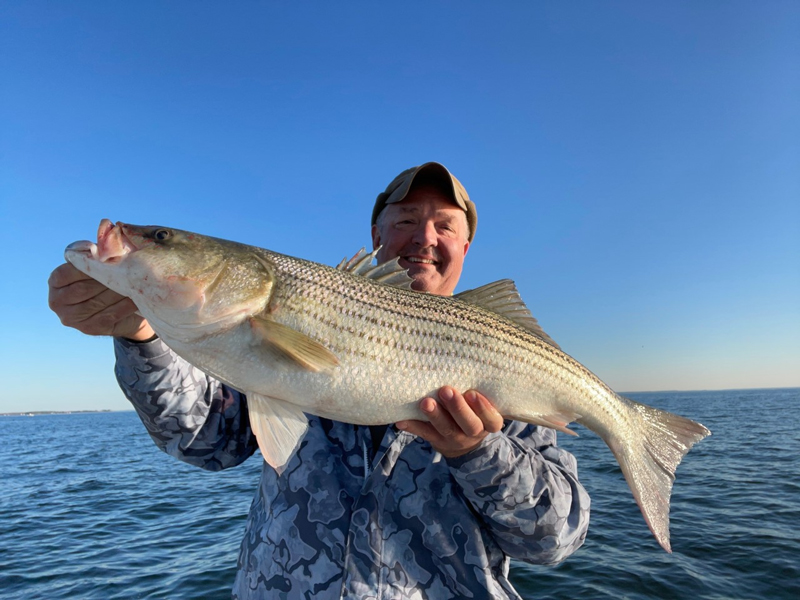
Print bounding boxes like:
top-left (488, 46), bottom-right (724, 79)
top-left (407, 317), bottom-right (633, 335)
top-left (65, 219), bottom-right (138, 264)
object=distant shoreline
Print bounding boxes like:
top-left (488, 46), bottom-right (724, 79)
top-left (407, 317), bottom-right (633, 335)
top-left (3, 387), bottom-right (797, 418)
top-left (0, 410), bottom-right (115, 417)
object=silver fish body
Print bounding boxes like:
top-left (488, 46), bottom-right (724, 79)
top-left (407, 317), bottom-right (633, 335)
top-left (176, 250), bottom-right (580, 424)
top-left (65, 220), bottom-right (710, 553)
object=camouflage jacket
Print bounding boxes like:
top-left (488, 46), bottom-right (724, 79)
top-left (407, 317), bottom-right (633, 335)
top-left (115, 337), bottom-right (590, 600)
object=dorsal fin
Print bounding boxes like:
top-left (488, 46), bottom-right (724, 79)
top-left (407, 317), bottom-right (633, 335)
top-left (455, 280), bottom-right (561, 349)
top-left (336, 247), bottom-right (415, 289)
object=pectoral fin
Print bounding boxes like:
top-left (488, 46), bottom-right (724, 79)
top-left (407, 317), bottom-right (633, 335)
top-left (247, 392), bottom-right (309, 473)
top-left (250, 316), bottom-right (339, 373)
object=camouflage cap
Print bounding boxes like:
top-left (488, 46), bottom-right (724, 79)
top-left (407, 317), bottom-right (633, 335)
top-left (371, 162), bottom-right (477, 242)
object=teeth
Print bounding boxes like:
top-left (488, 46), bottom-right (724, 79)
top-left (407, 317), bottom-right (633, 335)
top-left (407, 257), bottom-right (436, 264)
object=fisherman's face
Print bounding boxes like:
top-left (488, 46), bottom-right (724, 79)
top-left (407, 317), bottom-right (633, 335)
top-left (372, 184), bottom-right (470, 296)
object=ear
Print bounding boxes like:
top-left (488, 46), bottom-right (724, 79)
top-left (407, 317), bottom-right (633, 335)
top-left (462, 239), bottom-right (470, 258)
top-left (371, 224), bottom-right (381, 251)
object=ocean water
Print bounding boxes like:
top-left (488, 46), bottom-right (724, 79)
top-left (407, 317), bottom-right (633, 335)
top-left (1, 388), bottom-right (798, 600)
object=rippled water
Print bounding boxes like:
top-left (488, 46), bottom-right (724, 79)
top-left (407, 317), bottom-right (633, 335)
top-left (2, 388), bottom-right (798, 599)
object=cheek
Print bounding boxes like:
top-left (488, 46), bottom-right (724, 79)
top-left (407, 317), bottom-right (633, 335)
top-left (376, 235), bottom-right (405, 261)
top-left (160, 276), bottom-right (206, 309)
top-left (441, 241), bottom-right (466, 267)
top-left (126, 262), bottom-right (204, 310)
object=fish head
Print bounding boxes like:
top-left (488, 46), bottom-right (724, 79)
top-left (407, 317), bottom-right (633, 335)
top-left (65, 220), bottom-right (272, 338)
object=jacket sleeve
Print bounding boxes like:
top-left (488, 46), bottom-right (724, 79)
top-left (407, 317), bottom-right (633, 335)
top-left (446, 420), bottom-right (590, 565)
top-left (113, 337), bottom-right (258, 471)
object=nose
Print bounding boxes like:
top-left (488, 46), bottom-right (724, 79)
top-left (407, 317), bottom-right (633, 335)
top-left (411, 219), bottom-right (438, 248)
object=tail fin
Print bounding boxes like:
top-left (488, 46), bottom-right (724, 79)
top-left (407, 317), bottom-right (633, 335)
top-left (608, 396), bottom-right (710, 552)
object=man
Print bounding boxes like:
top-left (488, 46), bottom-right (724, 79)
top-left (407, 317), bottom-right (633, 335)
top-left (48, 162), bottom-right (590, 599)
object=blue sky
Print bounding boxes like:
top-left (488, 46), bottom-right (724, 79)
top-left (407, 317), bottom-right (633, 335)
top-left (2, 1), bottom-right (798, 412)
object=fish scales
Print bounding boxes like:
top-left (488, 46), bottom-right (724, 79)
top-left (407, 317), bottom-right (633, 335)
top-left (258, 251), bottom-right (614, 436)
top-left (242, 252), bottom-right (634, 459)
top-left (273, 252), bottom-right (562, 372)
top-left (65, 221), bottom-right (710, 553)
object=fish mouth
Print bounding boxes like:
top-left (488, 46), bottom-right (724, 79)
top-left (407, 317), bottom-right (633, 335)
top-left (65, 219), bottom-right (139, 264)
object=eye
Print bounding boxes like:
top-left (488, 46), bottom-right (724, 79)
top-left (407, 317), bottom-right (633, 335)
top-left (153, 229), bottom-right (172, 241)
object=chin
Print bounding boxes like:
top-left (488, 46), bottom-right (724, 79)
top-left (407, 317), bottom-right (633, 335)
top-left (409, 276), bottom-right (434, 293)
top-left (413, 278), bottom-right (449, 295)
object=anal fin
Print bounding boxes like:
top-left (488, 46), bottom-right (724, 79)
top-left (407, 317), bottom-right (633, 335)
top-left (247, 393), bottom-right (309, 473)
top-left (513, 411), bottom-right (580, 436)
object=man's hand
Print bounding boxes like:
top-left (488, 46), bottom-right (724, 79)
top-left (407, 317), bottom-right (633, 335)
top-left (396, 386), bottom-right (504, 458)
top-left (48, 263), bottom-right (155, 341)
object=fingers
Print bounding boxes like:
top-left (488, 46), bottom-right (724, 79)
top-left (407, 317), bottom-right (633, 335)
top-left (49, 264), bottom-right (125, 323)
top-left (462, 390), bottom-right (504, 433)
top-left (48, 262), bottom-right (94, 289)
top-left (48, 262), bottom-right (150, 338)
top-left (396, 387), bottom-right (505, 458)
top-left (56, 294), bottom-right (139, 334)
top-left (49, 277), bottom-right (122, 309)
top-left (427, 388), bottom-right (481, 438)
top-left (395, 418), bottom-right (440, 447)
top-left (48, 263), bottom-right (109, 314)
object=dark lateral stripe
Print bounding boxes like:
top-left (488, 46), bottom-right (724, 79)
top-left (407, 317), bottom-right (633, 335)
top-left (268, 253), bottom-right (606, 394)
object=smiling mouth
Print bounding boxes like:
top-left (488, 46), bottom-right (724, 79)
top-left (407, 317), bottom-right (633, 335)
top-left (404, 257), bottom-right (438, 265)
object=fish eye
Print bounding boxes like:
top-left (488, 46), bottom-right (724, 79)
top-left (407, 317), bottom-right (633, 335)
top-left (154, 229), bottom-right (172, 241)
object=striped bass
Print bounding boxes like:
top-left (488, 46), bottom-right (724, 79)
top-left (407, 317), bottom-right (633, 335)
top-left (65, 219), bottom-right (710, 553)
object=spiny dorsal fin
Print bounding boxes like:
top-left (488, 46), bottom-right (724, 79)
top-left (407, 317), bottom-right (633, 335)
top-left (336, 247), bottom-right (415, 289)
top-left (249, 315), bottom-right (339, 373)
top-left (455, 280), bottom-right (561, 349)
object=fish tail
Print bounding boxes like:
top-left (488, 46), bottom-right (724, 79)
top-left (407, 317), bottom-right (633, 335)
top-left (604, 396), bottom-right (710, 552)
